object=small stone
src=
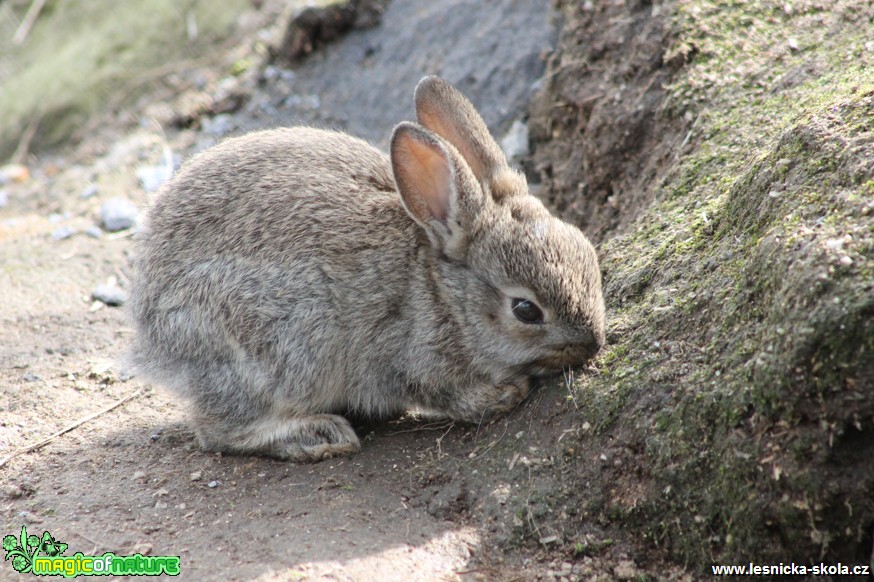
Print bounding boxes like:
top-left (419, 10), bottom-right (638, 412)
top-left (51, 226), bottom-right (76, 241)
top-left (207, 480), bottom-right (219, 488)
top-left (136, 165), bottom-right (173, 193)
top-left (99, 198), bottom-right (139, 231)
top-left (190, 471), bottom-right (202, 482)
top-left (839, 255), bottom-right (853, 266)
top-left (132, 471), bottom-right (146, 480)
top-left (500, 120), bottom-right (530, 160)
top-left (23, 372), bottom-right (41, 382)
top-left (154, 501), bottom-right (168, 510)
top-left (85, 225), bottom-right (103, 239)
top-left (614, 560), bottom-right (638, 580)
top-left (0, 164), bottom-right (29, 184)
top-left (153, 488), bottom-right (169, 497)
top-left (80, 184), bottom-right (98, 199)
top-left (202, 114), bottom-right (234, 137)
top-left (91, 283), bottom-right (126, 307)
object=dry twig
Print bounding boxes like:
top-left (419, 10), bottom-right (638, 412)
top-left (0, 389), bottom-right (143, 468)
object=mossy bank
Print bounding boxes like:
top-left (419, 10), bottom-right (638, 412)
top-left (530, 0), bottom-right (873, 567)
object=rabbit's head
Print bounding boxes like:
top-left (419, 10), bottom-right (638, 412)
top-left (391, 77), bottom-right (605, 381)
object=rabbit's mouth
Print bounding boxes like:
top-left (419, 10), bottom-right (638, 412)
top-left (527, 344), bottom-right (602, 375)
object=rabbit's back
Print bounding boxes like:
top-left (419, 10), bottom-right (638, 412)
top-left (143, 128), bottom-right (399, 261)
top-left (130, 128), bottom-right (419, 419)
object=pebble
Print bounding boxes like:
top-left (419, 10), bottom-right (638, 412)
top-left (91, 283), bottom-right (127, 306)
top-left (202, 113), bottom-right (234, 137)
top-left (282, 93), bottom-right (321, 110)
top-left (80, 184), bottom-right (98, 199)
top-left (85, 225), bottom-right (103, 238)
top-left (614, 560), bottom-right (639, 580)
top-left (99, 198), bottom-right (139, 231)
top-left (500, 119), bottom-right (530, 160)
top-left (51, 226), bottom-right (76, 241)
top-left (0, 164), bottom-right (29, 185)
top-left (207, 480), bottom-right (219, 488)
top-left (23, 372), bottom-right (42, 382)
top-left (136, 164), bottom-right (173, 193)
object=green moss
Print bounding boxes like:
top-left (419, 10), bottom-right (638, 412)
top-left (575, 0), bottom-right (874, 567)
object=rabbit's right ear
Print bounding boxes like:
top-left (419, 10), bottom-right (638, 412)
top-left (391, 122), bottom-right (477, 257)
top-left (414, 76), bottom-right (508, 188)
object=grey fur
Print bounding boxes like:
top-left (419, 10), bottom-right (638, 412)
top-left (128, 76), bottom-right (605, 462)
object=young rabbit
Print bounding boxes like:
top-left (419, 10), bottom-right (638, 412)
top-left (128, 76), bottom-right (605, 462)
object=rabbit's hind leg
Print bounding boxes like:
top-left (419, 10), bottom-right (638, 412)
top-left (194, 413), bottom-right (361, 462)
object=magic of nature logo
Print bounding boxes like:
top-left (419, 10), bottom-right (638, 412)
top-left (3, 525), bottom-right (180, 577)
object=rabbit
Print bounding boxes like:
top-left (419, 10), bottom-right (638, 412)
top-left (128, 76), bottom-right (605, 462)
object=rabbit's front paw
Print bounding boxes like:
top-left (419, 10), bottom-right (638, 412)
top-left (488, 380), bottom-right (530, 413)
top-left (453, 378), bottom-right (530, 422)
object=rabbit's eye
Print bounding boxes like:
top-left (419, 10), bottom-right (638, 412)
top-left (512, 298), bottom-right (544, 324)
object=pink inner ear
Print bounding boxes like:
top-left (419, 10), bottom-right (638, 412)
top-left (397, 134), bottom-right (453, 223)
top-left (418, 110), bottom-right (489, 184)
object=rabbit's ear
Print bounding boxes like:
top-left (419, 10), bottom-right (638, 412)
top-left (414, 76), bottom-right (508, 186)
top-left (391, 122), bottom-right (474, 256)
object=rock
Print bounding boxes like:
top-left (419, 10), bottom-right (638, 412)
top-left (500, 119), bottom-right (530, 161)
top-left (85, 225), bottom-right (103, 238)
top-left (99, 198), bottom-right (139, 231)
top-left (136, 164), bottom-right (173, 193)
top-left (201, 113), bottom-right (234, 137)
top-left (51, 226), bottom-right (76, 241)
top-left (91, 283), bottom-right (126, 307)
top-left (614, 560), bottom-right (639, 580)
top-left (80, 184), bottom-right (98, 199)
top-left (0, 164), bottom-right (29, 185)
top-left (255, 0), bottom-right (556, 151)
top-left (273, 1), bottom-right (359, 65)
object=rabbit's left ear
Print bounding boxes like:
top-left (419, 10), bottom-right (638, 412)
top-left (414, 76), bottom-right (508, 187)
top-left (391, 121), bottom-right (480, 257)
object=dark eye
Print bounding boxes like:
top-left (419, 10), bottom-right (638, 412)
top-left (511, 298), bottom-right (544, 324)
